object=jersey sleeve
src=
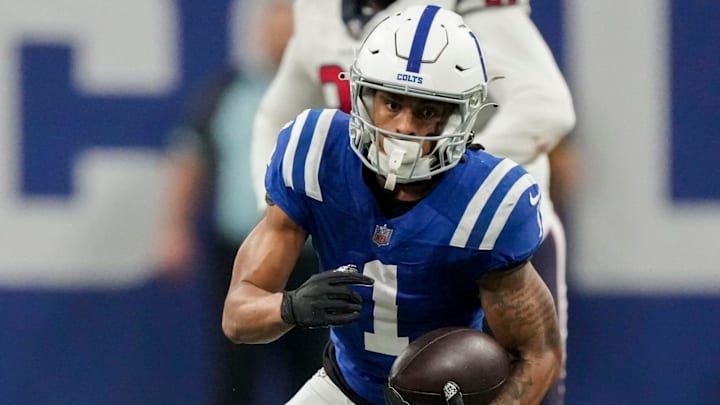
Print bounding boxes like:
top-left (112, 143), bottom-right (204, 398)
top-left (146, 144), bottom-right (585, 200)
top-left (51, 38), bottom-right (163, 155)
top-left (485, 175), bottom-right (544, 272)
top-left (265, 108), bottom-right (342, 234)
top-left (445, 156), bottom-right (543, 278)
top-left (265, 111), bottom-right (313, 233)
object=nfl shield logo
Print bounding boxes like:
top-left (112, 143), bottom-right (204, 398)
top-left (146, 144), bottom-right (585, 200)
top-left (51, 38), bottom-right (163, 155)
top-left (372, 224), bottom-right (393, 247)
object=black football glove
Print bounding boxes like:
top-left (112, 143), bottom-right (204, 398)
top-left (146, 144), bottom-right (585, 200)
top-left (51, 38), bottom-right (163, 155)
top-left (280, 265), bottom-right (374, 328)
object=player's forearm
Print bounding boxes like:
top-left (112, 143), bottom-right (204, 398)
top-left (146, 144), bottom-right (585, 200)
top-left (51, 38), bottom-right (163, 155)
top-left (480, 266), bottom-right (562, 404)
top-left (490, 347), bottom-right (561, 405)
top-left (222, 282), bottom-right (293, 344)
top-left (222, 209), bottom-right (307, 344)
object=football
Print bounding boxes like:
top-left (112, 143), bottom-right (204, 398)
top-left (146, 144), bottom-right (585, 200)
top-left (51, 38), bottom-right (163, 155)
top-left (386, 327), bottom-right (510, 405)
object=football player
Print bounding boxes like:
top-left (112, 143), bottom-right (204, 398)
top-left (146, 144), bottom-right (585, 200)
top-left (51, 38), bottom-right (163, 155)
top-left (225, 6), bottom-right (561, 405)
top-left (251, 2), bottom-right (574, 403)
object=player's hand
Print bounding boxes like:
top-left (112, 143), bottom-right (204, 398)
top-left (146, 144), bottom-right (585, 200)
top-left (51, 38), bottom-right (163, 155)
top-left (280, 265), bottom-right (374, 328)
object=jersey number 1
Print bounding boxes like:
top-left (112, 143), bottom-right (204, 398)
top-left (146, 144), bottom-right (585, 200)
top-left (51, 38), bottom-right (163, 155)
top-left (362, 260), bottom-right (409, 356)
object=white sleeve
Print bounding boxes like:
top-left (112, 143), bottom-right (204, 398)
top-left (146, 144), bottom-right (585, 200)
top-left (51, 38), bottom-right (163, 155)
top-left (464, 6), bottom-right (576, 165)
top-left (250, 34), bottom-right (325, 211)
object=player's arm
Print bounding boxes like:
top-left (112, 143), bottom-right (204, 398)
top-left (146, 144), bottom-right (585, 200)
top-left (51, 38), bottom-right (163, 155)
top-left (222, 204), bottom-right (374, 344)
top-left (463, 6), bottom-right (575, 165)
top-left (478, 262), bottom-right (562, 405)
top-left (222, 204), bottom-right (307, 344)
top-left (251, 35), bottom-right (326, 211)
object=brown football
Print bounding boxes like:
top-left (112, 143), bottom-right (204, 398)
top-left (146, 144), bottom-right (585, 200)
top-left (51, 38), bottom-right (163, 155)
top-left (387, 327), bottom-right (510, 405)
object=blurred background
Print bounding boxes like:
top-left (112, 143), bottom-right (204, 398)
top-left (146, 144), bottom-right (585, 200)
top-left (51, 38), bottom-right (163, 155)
top-left (1, 0), bottom-right (718, 404)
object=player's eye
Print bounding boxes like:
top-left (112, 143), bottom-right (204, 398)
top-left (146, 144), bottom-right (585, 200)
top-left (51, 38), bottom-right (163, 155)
top-left (418, 106), bottom-right (438, 120)
top-left (383, 97), bottom-right (401, 112)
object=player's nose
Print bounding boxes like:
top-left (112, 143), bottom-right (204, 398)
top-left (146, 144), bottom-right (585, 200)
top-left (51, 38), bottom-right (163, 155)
top-left (394, 109), bottom-right (417, 135)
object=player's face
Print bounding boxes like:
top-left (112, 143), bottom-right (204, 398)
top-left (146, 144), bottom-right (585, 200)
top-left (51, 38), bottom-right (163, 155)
top-left (372, 90), bottom-right (453, 156)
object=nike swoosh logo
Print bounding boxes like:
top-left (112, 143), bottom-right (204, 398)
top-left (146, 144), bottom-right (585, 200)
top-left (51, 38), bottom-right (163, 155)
top-left (529, 192), bottom-right (541, 206)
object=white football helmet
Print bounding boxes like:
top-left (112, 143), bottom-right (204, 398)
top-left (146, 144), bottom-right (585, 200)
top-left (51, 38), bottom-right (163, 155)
top-left (348, 5), bottom-right (491, 190)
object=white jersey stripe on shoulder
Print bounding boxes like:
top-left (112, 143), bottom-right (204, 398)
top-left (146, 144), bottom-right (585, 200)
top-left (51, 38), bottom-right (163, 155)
top-left (450, 158), bottom-right (517, 248)
top-left (282, 109), bottom-right (310, 190)
top-left (479, 173), bottom-right (535, 250)
top-left (304, 109), bottom-right (335, 201)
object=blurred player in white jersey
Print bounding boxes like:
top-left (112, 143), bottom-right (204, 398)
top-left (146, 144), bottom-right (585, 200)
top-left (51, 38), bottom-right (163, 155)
top-left (251, 1), bottom-right (574, 403)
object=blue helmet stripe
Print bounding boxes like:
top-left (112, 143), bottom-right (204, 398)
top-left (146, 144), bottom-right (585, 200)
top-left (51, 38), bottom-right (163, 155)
top-left (406, 5), bottom-right (441, 73)
top-left (469, 31), bottom-right (488, 81)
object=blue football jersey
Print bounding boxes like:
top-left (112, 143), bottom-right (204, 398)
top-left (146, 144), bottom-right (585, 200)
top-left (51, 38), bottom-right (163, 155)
top-left (266, 108), bottom-right (543, 404)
